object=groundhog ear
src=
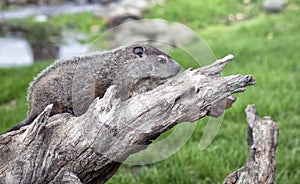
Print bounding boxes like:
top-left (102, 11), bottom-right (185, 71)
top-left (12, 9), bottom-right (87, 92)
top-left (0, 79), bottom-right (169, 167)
top-left (133, 46), bottom-right (144, 58)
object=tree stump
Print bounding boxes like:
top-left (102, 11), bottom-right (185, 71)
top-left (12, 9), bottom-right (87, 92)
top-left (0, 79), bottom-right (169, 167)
top-left (0, 54), bottom-right (256, 183)
top-left (223, 105), bottom-right (279, 184)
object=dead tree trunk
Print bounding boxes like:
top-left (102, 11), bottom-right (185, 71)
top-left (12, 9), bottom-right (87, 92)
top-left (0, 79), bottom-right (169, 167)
top-left (223, 105), bottom-right (279, 184)
top-left (0, 55), bottom-right (255, 184)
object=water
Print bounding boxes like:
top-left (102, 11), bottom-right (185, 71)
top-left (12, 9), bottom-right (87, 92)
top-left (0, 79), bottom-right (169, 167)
top-left (0, 1), bottom-right (156, 66)
top-left (58, 37), bottom-right (89, 59)
top-left (0, 37), bottom-right (34, 67)
top-left (0, 3), bottom-right (104, 20)
top-left (0, 36), bottom-right (91, 67)
top-left (0, 3), bottom-right (100, 67)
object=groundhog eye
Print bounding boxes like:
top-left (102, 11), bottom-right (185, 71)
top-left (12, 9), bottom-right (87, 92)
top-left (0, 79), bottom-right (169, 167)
top-left (157, 55), bottom-right (167, 64)
top-left (133, 47), bottom-right (144, 58)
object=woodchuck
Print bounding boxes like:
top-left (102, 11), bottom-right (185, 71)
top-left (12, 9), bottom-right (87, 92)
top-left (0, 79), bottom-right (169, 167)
top-left (6, 42), bottom-right (181, 133)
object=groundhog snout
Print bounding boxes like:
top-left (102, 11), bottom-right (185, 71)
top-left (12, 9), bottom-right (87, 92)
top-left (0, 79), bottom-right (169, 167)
top-left (173, 61), bottom-right (182, 74)
top-left (165, 59), bottom-right (181, 77)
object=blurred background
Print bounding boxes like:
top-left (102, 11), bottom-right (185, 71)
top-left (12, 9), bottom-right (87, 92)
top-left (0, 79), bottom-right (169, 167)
top-left (0, 0), bottom-right (299, 183)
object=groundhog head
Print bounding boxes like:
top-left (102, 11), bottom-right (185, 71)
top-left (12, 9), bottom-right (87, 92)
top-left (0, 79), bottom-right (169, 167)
top-left (116, 42), bottom-right (182, 80)
top-left (111, 42), bottom-right (182, 99)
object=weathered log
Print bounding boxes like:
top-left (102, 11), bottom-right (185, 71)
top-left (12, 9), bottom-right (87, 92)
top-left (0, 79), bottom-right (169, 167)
top-left (223, 105), bottom-right (279, 184)
top-left (0, 54), bottom-right (255, 183)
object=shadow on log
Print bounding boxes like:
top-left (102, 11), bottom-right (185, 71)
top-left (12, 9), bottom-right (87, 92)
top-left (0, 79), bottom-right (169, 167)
top-left (223, 105), bottom-right (279, 184)
top-left (0, 55), bottom-right (256, 183)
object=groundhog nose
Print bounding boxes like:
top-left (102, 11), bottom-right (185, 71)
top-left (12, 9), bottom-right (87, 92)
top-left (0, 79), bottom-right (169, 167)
top-left (173, 61), bottom-right (182, 74)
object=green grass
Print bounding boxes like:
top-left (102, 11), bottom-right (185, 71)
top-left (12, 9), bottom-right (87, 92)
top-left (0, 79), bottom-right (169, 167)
top-left (1, 12), bottom-right (106, 44)
top-left (144, 0), bottom-right (263, 29)
top-left (49, 13), bottom-right (107, 41)
top-left (0, 62), bottom-right (51, 131)
top-left (108, 0), bottom-right (300, 183)
top-left (1, 0), bottom-right (300, 183)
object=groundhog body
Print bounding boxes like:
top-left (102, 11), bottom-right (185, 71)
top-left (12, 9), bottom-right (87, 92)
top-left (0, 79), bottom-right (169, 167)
top-left (7, 43), bottom-right (181, 132)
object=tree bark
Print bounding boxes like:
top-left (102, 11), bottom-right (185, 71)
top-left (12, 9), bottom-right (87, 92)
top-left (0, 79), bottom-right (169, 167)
top-left (0, 54), bottom-right (256, 184)
top-left (223, 105), bottom-right (279, 184)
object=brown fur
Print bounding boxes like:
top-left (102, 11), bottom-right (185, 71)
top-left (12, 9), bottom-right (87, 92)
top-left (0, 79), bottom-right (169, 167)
top-left (6, 42), bottom-right (181, 132)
